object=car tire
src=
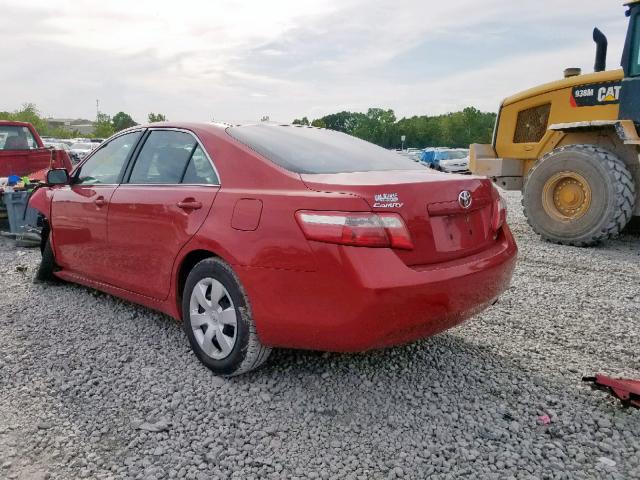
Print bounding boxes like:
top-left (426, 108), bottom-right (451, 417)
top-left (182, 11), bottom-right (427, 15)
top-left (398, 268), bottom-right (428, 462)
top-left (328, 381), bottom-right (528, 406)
top-left (182, 257), bottom-right (271, 376)
top-left (34, 237), bottom-right (58, 283)
top-left (523, 144), bottom-right (635, 246)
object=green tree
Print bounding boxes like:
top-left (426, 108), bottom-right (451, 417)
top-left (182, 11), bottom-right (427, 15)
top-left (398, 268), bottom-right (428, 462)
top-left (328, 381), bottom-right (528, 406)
top-left (47, 126), bottom-right (79, 139)
top-left (94, 112), bottom-right (115, 138)
top-left (148, 113), bottom-right (167, 123)
top-left (305, 107), bottom-right (496, 149)
top-left (351, 108), bottom-right (397, 148)
top-left (0, 103), bottom-right (139, 139)
top-left (8, 103), bottom-right (49, 133)
top-left (311, 118), bottom-right (326, 128)
top-left (292, 116), bottom-right (310, 126)
top-left (320, 111), bottom-right (366, 134)
top-left (0, 103), bottom-right (77, 138)
top-left (112, 112), bottom-right (137, 132)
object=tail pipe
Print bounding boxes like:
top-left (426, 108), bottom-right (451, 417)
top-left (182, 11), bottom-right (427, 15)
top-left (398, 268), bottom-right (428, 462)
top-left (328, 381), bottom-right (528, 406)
top-left (593, 28), bottom-right (608, 73)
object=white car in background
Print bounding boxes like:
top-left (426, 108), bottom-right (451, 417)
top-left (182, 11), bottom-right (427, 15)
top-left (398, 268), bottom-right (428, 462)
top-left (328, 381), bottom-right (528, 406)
top-left (43, 140), bottom-right (72, 153)
top-left (395, 147), bottom-right (425, 163)
top-left (436, 149), bottom-right (470, 174)
top-left (69, 142), bottom-right (96, 161)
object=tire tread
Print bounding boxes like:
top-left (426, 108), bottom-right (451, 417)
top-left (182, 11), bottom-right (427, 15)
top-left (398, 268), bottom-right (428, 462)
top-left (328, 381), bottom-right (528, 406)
top-left (523, 144), bottom-right (636, 246)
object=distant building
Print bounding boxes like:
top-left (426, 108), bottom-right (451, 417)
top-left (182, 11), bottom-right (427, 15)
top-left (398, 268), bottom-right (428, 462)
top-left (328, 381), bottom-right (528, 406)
top-left (46, 118), bottom-right (95, 135)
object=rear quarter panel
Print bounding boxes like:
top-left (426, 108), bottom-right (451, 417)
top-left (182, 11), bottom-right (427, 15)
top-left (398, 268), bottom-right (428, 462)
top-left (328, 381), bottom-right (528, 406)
top-left (169, 127), bottom-right (371, 317)
top-left (178, 130), bottom-right (370, 271)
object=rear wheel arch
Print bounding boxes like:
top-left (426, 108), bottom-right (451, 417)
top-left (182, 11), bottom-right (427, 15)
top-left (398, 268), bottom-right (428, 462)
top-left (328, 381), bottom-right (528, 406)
top-left (176, 249), bottom-right (219, 318)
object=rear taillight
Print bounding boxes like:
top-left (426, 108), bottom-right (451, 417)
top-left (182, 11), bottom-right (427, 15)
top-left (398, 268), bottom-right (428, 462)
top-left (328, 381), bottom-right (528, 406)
top-left (491, 195), bottom-right (507, 231)
top-left (295, 211), bottom-right (413, 250)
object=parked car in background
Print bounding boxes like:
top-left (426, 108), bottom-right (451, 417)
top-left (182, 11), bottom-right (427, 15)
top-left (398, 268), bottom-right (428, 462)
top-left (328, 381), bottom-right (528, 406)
top-left (30, 123), bottom-right (516, 376)
top-left (43, 141), bottom-right (77, 164)
top-left (437, 149), bottom-right (471, 174)
top-left (43, 140), bottom-right (70, 151)
top-left (420, 148), bottom-right (470, 174)
top-left (0, 121), bottom-right (72, 179)
top-left (69, 142), bottom-right (96, 162)
top-left (396, 148), bottom-right (425, 163)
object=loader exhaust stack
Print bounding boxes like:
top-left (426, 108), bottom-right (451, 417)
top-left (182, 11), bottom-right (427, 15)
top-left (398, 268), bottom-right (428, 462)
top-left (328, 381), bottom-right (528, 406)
top-left (593, 28), bottom-right (608, 72)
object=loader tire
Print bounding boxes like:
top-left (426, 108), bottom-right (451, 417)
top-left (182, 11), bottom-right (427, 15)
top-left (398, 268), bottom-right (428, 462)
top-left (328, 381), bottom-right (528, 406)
top-left (523, 144), bottom-right (635, 247)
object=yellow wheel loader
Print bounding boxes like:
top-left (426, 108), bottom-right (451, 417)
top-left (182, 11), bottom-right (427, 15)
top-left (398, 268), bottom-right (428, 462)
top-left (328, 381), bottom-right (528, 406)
top-left (470, 1), bottom-right (640, 246)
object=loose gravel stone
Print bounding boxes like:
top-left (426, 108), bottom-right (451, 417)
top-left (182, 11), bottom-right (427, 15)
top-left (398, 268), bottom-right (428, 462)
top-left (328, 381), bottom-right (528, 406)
top-left (0, 191), bottom-right (639, 479)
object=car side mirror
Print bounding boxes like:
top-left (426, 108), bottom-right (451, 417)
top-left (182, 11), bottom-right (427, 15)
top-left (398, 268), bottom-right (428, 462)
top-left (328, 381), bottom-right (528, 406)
top-left (46, 168), bottom-right (70, 185)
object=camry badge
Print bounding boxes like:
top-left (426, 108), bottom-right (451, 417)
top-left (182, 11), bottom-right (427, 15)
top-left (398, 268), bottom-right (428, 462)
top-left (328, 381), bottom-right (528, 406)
top-left (373, 193), bottom-right (403, 209)
top-left (458, 190), bottom-right (472, 209)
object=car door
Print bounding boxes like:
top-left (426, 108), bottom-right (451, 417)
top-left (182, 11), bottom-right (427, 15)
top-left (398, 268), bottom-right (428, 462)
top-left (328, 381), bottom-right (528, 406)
top-left (51, 130), bottom-right (143, 280)
top-left (104, 129), bottom-right (220, 299)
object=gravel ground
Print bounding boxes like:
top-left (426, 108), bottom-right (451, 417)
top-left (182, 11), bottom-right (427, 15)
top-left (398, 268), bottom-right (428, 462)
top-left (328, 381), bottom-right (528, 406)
top-left (1, 190), bottom-right (639, 480)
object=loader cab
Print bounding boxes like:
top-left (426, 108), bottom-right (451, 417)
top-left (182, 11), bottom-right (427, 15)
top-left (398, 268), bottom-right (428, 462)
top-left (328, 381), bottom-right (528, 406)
top-left (619, 0), bottom-right (640, 122)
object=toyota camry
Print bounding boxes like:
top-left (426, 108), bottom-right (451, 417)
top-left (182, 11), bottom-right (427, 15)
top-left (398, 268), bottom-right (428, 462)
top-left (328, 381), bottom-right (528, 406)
top-left (30, 123), bottom-right (517, 376)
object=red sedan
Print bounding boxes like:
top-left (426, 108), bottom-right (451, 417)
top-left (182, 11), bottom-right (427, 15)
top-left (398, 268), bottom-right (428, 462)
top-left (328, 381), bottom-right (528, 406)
top-left (30, 123), bottom-right (517, 376)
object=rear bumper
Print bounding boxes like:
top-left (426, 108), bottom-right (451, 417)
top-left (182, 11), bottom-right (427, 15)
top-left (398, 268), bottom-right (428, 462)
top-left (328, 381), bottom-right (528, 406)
top-left (237, 227), bottom-right (518, 352)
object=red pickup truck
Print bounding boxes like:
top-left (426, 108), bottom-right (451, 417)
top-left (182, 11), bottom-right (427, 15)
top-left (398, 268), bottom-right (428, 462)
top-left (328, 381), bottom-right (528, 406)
top-left (0, 121), bottom-right (72, 180)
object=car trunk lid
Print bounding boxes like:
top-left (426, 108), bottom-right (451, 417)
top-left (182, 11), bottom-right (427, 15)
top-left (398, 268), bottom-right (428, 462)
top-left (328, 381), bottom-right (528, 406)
top-left (301, 169), bottom-right (497, 266)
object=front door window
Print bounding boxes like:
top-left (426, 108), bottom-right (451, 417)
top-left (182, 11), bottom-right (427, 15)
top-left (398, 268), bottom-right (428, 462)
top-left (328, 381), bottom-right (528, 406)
top-left (76, 131), bottom-right (142, 184)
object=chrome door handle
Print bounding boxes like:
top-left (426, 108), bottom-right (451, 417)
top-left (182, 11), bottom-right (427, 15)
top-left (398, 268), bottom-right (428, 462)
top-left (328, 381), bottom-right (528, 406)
top-left (94, 197), bottom-right (107, 207)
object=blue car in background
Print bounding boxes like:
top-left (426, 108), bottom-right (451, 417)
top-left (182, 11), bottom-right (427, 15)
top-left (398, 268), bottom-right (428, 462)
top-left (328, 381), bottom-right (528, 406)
top-left (419, 148), bottom-right (470, 174)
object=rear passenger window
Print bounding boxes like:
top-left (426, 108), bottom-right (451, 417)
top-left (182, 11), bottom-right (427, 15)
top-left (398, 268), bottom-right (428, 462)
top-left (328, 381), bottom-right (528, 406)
top-left (129, 130), bottom-right (196, 184)
top-left (181, 146), bottom-right (219, 184)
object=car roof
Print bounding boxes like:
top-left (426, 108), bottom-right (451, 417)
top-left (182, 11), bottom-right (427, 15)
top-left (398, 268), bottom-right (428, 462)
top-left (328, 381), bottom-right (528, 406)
top-left (117, 121), bottom-right (229, 139)
top-left (0, 120), bottom-right (33, 128)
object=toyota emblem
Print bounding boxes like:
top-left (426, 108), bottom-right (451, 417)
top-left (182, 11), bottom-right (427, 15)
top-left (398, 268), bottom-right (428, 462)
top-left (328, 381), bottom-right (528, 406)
top-left (458, 190), bottom-right (472, 209)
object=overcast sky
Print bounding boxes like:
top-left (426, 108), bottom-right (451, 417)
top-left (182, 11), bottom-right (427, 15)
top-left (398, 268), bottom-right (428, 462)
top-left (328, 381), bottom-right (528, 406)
top-left (0, 0), bottom-right (629, 124)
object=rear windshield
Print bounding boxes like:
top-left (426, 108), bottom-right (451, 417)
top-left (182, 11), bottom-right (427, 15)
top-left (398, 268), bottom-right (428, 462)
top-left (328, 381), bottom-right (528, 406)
top-left (0, 125), bottom-right (37, 150)
top-left (227, 124), bottom-right (425, 174)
